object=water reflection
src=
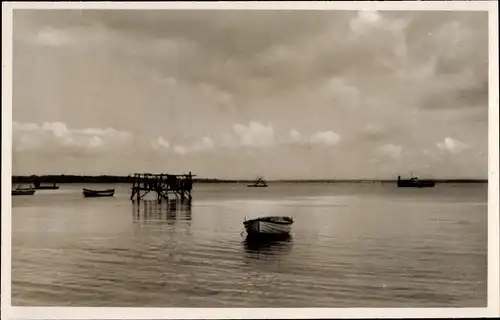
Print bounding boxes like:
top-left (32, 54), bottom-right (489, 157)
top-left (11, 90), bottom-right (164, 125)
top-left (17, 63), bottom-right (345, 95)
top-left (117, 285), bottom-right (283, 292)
top-left (243, 234), bottom-right (293, 259)
top-left (132, 199), bottom-right (192, 225)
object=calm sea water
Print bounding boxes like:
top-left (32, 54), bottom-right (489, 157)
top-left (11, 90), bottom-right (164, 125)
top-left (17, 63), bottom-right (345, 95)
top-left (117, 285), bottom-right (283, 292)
top-left (11, 182), bottom-right (487, 307)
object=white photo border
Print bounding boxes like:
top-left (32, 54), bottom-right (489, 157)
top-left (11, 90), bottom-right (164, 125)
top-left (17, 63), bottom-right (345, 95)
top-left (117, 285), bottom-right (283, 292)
top-left (2, 1), bottom-right (498, 319)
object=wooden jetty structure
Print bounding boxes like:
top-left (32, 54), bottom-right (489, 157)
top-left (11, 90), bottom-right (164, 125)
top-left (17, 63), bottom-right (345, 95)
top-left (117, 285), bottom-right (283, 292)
top-left (130, 172), bottom-right (195, 202)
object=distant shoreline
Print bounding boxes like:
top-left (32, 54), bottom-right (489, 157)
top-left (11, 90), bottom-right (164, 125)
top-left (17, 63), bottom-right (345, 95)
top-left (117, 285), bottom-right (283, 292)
top-left (11, 175), bottom-right (488, 184)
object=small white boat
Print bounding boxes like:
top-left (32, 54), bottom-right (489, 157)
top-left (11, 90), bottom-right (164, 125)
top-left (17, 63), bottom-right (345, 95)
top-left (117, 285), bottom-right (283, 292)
top-left (243, 216), bottom-right (294, 236)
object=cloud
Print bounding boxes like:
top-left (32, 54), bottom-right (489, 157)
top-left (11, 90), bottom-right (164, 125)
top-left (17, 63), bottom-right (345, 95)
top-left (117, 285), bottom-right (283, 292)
top-left (151, 136), bottom-right (170, 151)
top-left (192, 136), bottom-right (215, 152)
top-left (12, 121), bottom-right (133, 155)
top-left (28, 24), bottom-right (119, 49)
top-left (152, 136), bottom-right (215, 155)
top-left (309, 130), bottom-right (341, 146)
top-left (289, 129), bottom-right (307, 144)
top-left (287, 129), bottom-right (341, 148)
top-left (377, 144), bottom-right (403, 159)
top-left (317, 77), bottom-right (360, 108)
top-left (173, 145), bottom-right (189, 155)
top-left (34, 27), bottom-right (75, 47)
top-left (232, 121), bottom-right (275, 147)
top-left (10, 10), bottom-right (488, 179)
top-left (437, 137), bottom-right (468, 154)
top-left (349, 10), bottom-right (383, 35)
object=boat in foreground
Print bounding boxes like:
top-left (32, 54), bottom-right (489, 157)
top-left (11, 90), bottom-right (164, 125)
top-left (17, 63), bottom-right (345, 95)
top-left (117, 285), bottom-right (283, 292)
top-left (244, 216), bottom-right (294, 237)
top-left (82, 188), bottom-right (115, 198)
top-left (12, 187), bottom-right (36, 196)
top-left (397, 175), bottom-right (435, 188)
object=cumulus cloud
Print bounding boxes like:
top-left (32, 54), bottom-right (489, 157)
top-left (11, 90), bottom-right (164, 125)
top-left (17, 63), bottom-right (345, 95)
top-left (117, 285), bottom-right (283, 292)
top-left (12, 121), bottom-right (133, 154)
top-left (309, 130), bottom-right (341, 146)
top-left (286, 128), bottom-right (342, 148)
top-left (152, 136), bottom-right (215, 155)
top-left (233, 121), bottom-right (275, 147)
top-left (192, 136), bottom-right (215, 152)
top-left (173, 145), bottom-right (189, 155)
top-left (349, 10), bottom-right (383, 35)
top-left (437, 137), bottom-right (468, 154)
top-left (151, 136), bottom-right (170, 151)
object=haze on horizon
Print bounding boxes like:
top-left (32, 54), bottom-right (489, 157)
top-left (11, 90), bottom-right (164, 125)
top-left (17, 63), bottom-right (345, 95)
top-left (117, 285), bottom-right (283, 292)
top-left (11, 9), bottom-right (489, 180)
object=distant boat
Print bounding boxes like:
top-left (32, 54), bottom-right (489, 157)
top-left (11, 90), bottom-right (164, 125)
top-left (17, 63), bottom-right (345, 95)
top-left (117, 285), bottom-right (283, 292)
top-left (12, 185), bottom-right (36, 196)
top-left (243, 216), bottom-right (294, 236)
top-left (82, 188), bottom-right (115, 198)
top-left (397, 175), bottom-right (435, 188)
top-left (247, 176), bottom-right (268, 188)
top-left (34, 182), bottom-right (59, 190)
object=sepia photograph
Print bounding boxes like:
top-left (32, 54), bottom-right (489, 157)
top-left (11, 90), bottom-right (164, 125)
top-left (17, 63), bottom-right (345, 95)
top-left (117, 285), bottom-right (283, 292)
top-left (2, 1), bottom-right (499, 319)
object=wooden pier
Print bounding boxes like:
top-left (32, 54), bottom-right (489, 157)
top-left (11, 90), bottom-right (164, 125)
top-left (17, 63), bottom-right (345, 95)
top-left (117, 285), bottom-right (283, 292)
top-left (130, 172), bottom-right (195, 202)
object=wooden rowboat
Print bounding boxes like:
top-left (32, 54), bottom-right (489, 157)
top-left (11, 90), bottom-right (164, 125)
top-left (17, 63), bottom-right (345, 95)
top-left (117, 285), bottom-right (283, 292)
top-left (243, 216), bottom-right (294, 237)
top-left (82, 188), bottom-right (115, 198)
top-left (12, 188), bottom-right (36, 196)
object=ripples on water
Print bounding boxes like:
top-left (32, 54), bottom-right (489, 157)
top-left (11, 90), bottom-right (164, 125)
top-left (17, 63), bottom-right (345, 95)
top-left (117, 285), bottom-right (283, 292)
top-left (11, 183), bottom-right (487, 307)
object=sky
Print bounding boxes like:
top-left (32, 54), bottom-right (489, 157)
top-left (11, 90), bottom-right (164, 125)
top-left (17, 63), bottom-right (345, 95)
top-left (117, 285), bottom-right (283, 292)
top-left (11, 9), bottom-right (489, 179)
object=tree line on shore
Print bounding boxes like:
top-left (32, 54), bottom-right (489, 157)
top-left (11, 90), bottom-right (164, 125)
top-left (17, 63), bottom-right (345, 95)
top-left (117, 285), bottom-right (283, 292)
top-left (11, 175), bottom-right (487, 184)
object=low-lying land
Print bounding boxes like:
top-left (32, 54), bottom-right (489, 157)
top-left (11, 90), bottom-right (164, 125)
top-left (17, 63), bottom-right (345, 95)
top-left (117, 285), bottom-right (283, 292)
top-left (11, 175), bottom-right (488, 184)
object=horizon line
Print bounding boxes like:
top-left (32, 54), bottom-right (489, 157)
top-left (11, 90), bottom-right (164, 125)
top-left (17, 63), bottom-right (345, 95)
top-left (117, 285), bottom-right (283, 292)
top-left (10, 174), bottom-right (488, 182)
